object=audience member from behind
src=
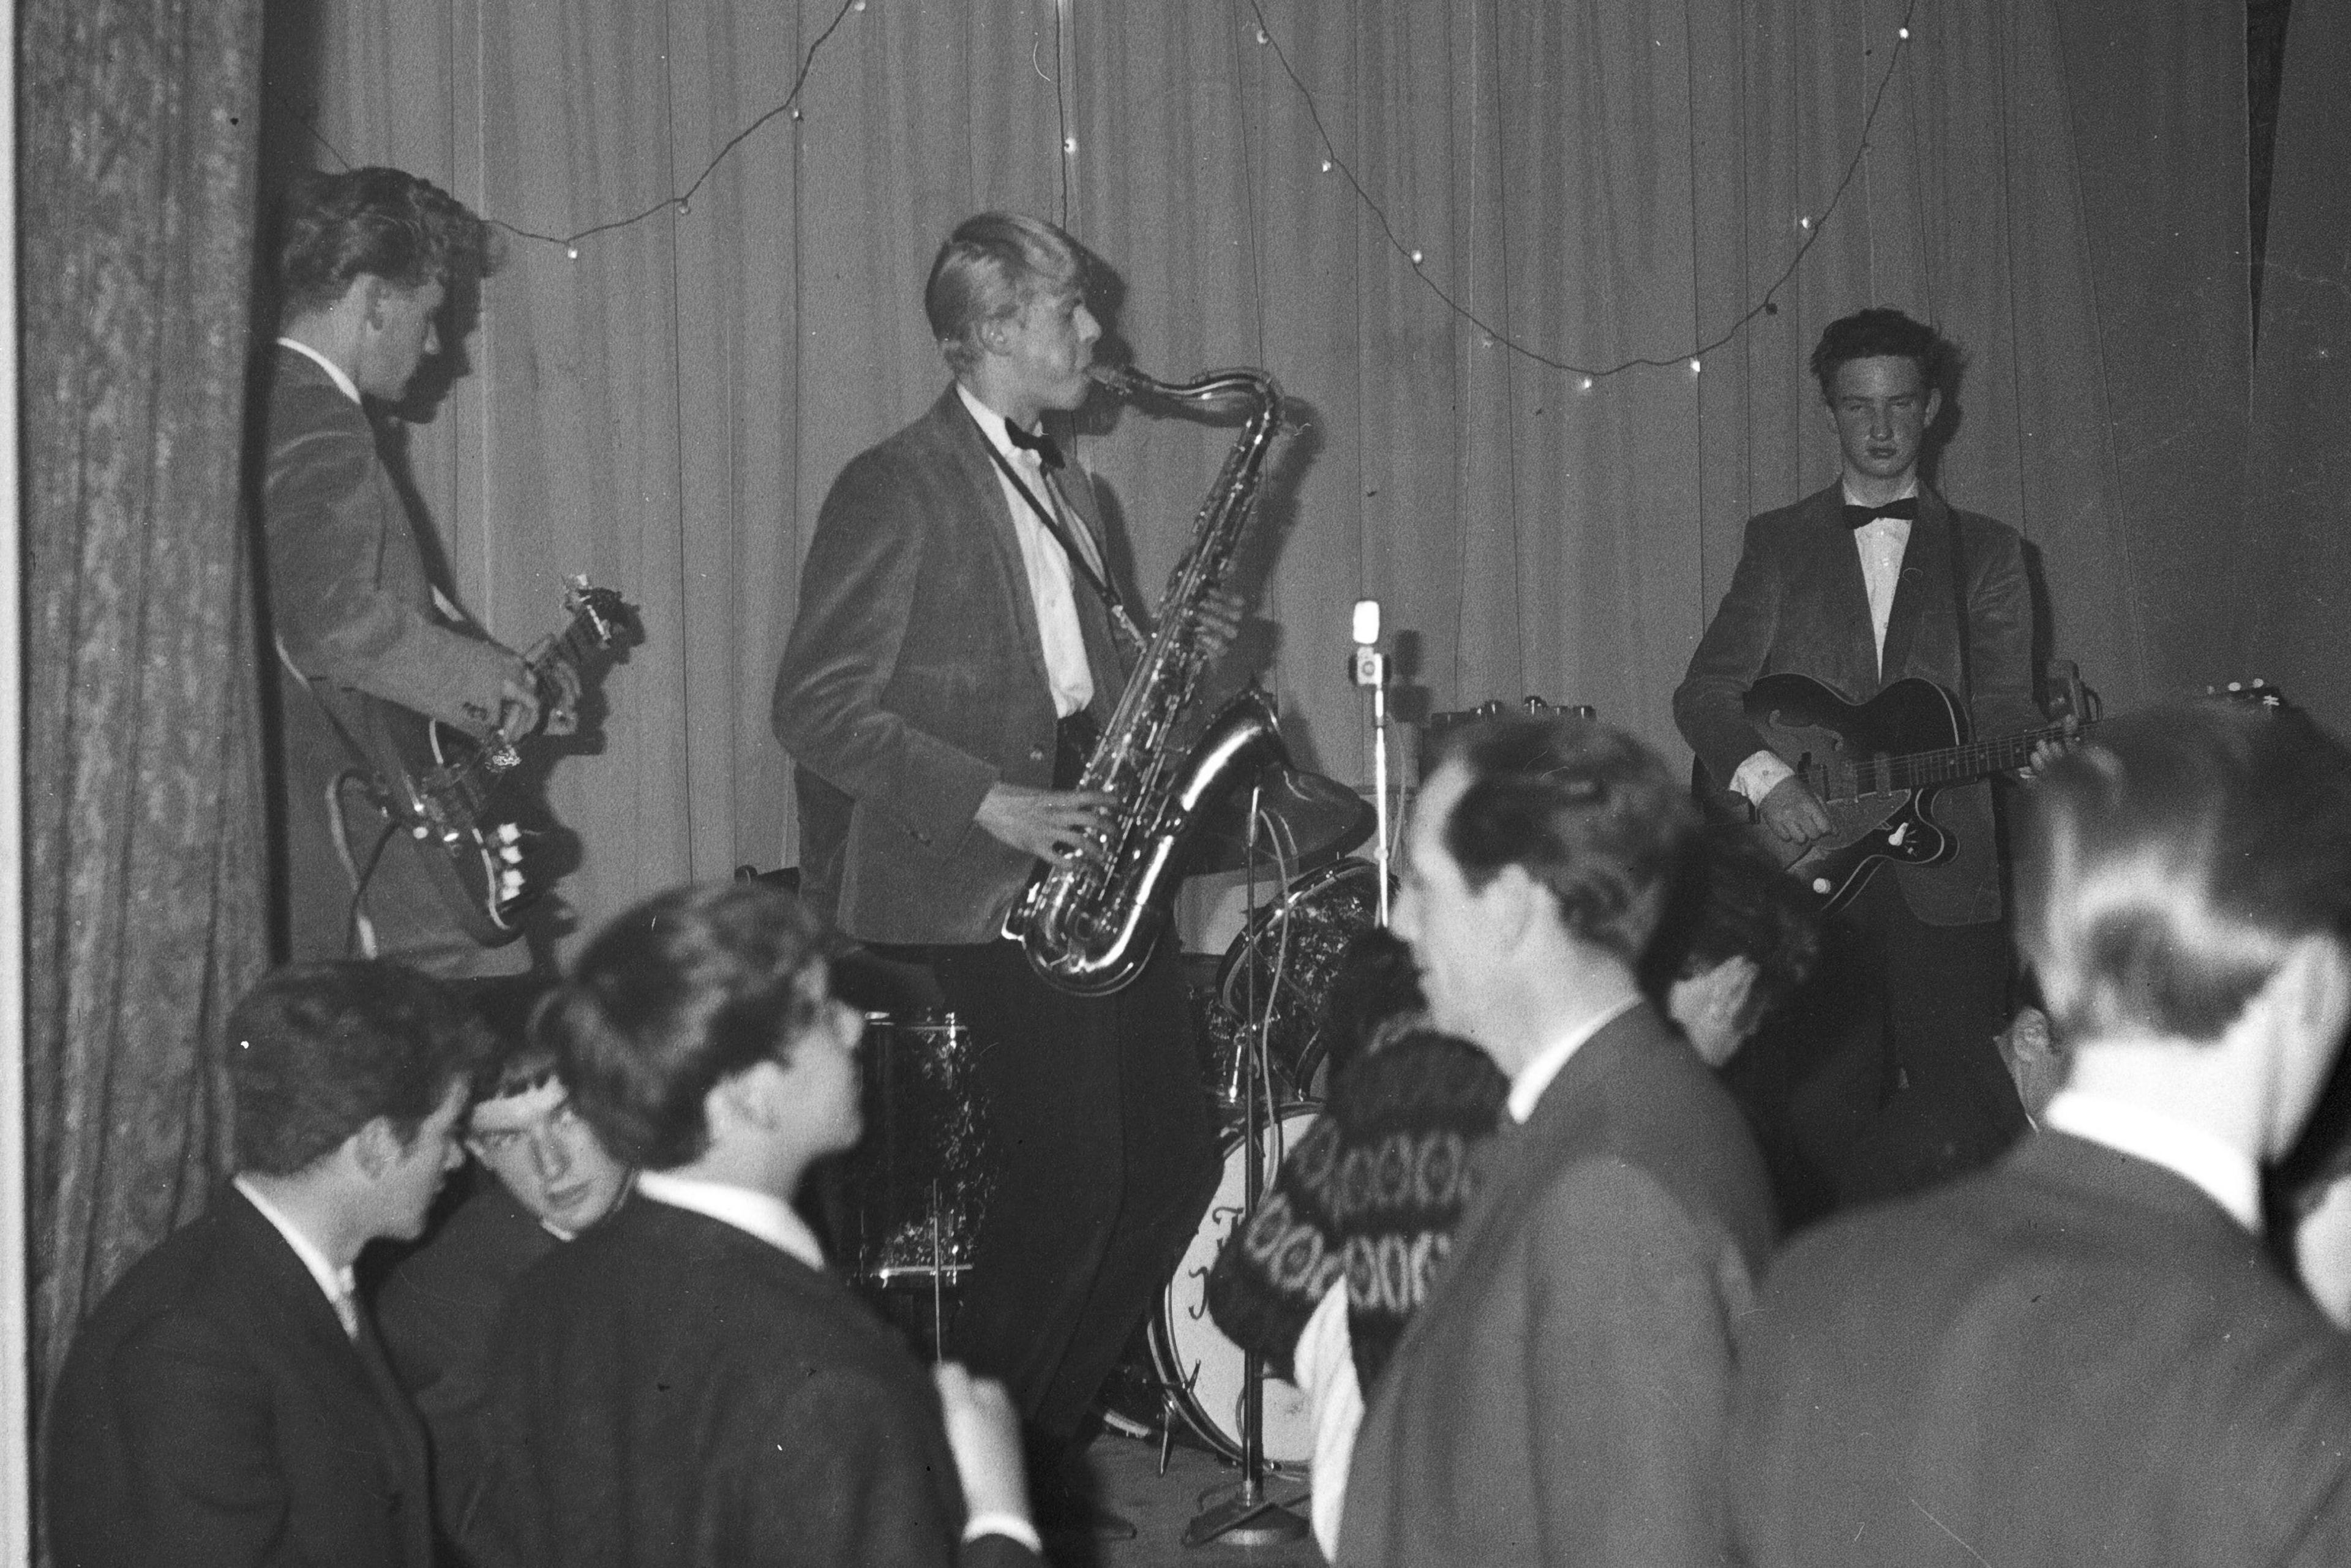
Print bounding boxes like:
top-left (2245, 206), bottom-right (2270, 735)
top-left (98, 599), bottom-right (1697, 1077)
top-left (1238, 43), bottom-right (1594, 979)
top-left (47, 962), bottom-right (486, 1568)
top-left (1642, 823), bottom-right (1821, 1070)
top-left (1730, 702), bottom-right (2351, 1567)
top-left (468, 880), bottom-right (1040, 1568)
top-left (377, 1019), bottom-right (634, 1548)
top-left (1337, 715), bottom-right (1774, 1568)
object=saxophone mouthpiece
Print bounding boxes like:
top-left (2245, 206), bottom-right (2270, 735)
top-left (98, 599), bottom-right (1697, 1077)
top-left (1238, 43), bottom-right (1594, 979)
top-left (1086, 362), bottom-right (1150, 398)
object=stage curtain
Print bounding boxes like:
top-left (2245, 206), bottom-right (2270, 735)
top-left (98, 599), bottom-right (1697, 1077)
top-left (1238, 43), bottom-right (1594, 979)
top-left (2238, 0), bottom-right (2351, 733)
top-left (280, 0), bottom-right (2251, 948)
top-left (19, 0), bottom-right (271, 1447)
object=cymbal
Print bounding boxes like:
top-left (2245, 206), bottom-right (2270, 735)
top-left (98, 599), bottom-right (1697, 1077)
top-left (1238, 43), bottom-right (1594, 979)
top-left (1187, 765), bottom-right (1374, 876)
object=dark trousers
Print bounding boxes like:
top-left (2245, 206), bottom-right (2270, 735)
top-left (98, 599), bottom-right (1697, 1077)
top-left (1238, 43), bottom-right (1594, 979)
top-left (1725, 872), bottom-right (2026, 1228)
top-left (917, 937), bottom-right (1221, 1446)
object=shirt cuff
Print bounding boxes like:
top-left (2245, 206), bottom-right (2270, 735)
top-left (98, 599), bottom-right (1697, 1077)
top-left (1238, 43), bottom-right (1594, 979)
top-left (962, 1511), bottom-right (1044, 1555)
top-left (1730, 748), bottom-right (1796, 808)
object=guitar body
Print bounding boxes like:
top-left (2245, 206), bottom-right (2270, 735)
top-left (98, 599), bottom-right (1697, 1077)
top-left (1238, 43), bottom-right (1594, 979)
top-left (308, 579), bottom-right (632, 946)
top-left (1692, 673), bottom-right (1968, 913)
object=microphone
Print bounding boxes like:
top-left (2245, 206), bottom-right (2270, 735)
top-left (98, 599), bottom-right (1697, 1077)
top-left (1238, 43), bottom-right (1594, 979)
top-left (1350, 599), bottom-right (1385, 688)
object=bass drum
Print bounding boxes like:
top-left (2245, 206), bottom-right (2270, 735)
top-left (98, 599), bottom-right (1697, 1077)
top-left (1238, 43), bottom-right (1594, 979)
top-left (1149, 1103), bottom-right (1322, 1469)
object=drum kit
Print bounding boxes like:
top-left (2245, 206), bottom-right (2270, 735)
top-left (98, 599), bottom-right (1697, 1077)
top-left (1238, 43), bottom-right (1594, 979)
top-left (824, 762), bottom-right (1380, 1476)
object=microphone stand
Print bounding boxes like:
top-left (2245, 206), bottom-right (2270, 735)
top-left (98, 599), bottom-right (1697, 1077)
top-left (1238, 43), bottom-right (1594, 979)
top-left (1185, 778), bottom-right (1310, 1548)
top-left (1352, 633), bottom-right (1392, 927)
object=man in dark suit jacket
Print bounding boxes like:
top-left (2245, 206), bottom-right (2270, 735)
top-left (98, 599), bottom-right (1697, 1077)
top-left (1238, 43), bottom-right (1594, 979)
top-left (377, 1024), bottom-right (633, 1548)
top-left (1675, 306), bottom-right (2052, 1211)
top-left (770, 213), bottom-right (1220, 1520)
top-left (1337, 716), bottom-right (1775, 1568)
top-left (47, 962), bottom-right (485, 1568)
top-left (1729, 702), bottom-right (2351, 1567)
top-left (469, 879), bottom-right (1039, 1568)
top-left (261, 167), bottom-right (570, 978)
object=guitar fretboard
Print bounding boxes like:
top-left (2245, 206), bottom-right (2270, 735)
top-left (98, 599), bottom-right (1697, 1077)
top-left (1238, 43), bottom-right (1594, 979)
top-left (1805, 722), bottom-right (2077, 801)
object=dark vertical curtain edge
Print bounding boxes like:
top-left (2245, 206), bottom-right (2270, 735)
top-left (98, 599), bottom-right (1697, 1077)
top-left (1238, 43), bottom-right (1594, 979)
top-left (3, 0), bottom-right (32, 1543)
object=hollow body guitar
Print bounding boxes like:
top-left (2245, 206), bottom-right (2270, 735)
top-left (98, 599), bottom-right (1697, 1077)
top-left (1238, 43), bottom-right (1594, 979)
top-left (1692, 673), bottom-right (2057, 914)
top-left (312, 576), bottom-right (633, 945)
top-left (1692, 672), bottom-right (2281, 915)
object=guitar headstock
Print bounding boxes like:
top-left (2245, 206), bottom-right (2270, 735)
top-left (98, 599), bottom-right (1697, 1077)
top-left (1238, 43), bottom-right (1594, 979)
top-left (564, 574), bottom-right (637, 650)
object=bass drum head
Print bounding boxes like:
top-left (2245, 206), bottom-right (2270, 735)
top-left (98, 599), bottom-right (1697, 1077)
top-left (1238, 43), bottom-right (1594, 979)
top-left (1150, 1103), bottom-right (1321, 1469)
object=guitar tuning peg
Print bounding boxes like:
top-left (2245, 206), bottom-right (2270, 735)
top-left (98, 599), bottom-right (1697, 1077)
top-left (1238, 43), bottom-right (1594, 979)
top-left (496, 822), bottom-right (523, 844)
top-left (499, 844), bottom-right (524, 866)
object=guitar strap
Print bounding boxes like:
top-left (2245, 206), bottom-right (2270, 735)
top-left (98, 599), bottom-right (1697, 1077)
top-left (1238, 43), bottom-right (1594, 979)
top-left (970, 411), bottom-right (1149, 656)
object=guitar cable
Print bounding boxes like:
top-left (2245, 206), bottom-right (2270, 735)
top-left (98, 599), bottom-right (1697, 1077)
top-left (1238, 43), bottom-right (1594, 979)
top-left (324, 770), bottom-right (399, 961)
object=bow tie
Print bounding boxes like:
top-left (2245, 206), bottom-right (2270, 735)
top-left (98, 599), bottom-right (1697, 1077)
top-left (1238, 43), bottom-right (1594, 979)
top-left (1005, 421), bottom-right (1063, 471)
top-left (1843, 497), bottom-right (1918, 530)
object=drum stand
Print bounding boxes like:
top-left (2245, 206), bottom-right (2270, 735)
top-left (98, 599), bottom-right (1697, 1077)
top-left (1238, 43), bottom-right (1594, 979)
top-left (1184, 781), bottom-right (1310, 1549)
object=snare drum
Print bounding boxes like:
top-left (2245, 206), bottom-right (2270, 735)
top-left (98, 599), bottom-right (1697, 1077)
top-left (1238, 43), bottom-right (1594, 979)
top-left (1149, 1103), bottom-right (1322, 1468)
top-left (828, 1011), bottom-right (993, 1289)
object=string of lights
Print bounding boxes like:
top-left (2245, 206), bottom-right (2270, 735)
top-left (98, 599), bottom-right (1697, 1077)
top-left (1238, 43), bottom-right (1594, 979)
top-left (277, 0), bottom-right (1921, 384)
top-left (1245, 0), bottom-right (1924, 384)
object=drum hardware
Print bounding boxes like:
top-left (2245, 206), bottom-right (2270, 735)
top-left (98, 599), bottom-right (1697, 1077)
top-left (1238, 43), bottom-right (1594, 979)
top-left (1185, 763), bottom-right (1374, 877)
top-left (1210, 857), bottom-right (1384, 1105)
top-left (1183, 778), bottom-right (1311, 1548)
top-left (1422, 694), bottom-right (1597, 737)
top-left (828, 1011), bottom-right (992, 1359)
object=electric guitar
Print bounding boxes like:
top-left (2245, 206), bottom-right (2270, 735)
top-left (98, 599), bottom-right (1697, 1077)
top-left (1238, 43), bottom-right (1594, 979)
top-left (315, 576), bottom-right (636, 944)
top-left (1692, 672), bottom-right (2284, 914)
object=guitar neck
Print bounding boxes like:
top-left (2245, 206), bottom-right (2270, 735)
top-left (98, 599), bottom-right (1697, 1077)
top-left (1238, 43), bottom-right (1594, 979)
top-left (1807, 719), bottom-right (2088, 801)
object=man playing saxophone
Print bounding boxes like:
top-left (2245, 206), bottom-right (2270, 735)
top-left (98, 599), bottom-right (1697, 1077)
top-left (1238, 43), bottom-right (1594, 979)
top-left (771, 212), bottom-right (1226, 1540)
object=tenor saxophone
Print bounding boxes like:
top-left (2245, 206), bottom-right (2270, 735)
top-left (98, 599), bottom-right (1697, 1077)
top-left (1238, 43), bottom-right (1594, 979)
top-left (1003, 362), bottom-right (1290, 994)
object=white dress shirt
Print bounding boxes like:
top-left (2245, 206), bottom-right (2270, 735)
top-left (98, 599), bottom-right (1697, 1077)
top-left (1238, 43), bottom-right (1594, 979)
top-left (233, 1174), bottom-right (360, 1339)
top-left (277, 336), bottom-right (362, 407)
top-left (1730, 478), bottom-right (1922, 807)
top-left (2040, 1088), bottom-right (2263, 1231)
top-left (1505, 994), bottom-right (1643, 1124)
top-left (956, 383), bottom-right (1095, 719)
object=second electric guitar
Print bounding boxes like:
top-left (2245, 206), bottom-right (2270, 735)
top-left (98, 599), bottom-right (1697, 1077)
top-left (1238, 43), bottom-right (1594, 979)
top-left (1692, 672), bottom-right (2278, 914)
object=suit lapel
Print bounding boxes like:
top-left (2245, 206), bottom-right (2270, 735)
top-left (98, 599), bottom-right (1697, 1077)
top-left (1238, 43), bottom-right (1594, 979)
top-left (1880, 489), bottom-right (1952, 684)
top-left (1791, 487), bottom-right (1883, 696)
top-left (221, 1190), bottom-right (429, 1528)
top-left (929, 388), bottom-right (1056, 694)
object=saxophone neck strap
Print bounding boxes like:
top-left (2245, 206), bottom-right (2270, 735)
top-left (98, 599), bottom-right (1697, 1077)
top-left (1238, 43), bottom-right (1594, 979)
top-left (971, 410), bottom-right (1146, 655)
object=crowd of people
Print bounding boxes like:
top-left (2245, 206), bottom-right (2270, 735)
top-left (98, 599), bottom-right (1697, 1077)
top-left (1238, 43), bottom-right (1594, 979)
top-left (40, 163), bottom-right (2351, 1568)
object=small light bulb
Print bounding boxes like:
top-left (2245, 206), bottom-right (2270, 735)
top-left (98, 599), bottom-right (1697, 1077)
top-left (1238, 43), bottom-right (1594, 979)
top-left (1063, 136), bottom-right (1077, 153)
top-left (1689, 357), bottom-right (1702, 373)
top-left (1798, 215), bottom-right (1812, 230)
top-left (566, 245), bottom-right (579, 260)
top-left (1256, 27), bottom-right (1269, 44)
top-left (790, 108), bottom-right (803, 121)
top-left (852, 0), bottom-right (866, 9)
top-left (1897, 26), bottom-right (1910, 39)
top-left (1580, 376), bottom-right (1594, 392)
top-left (1410, 249), bottom-right (1424, 265)
top-left (1320, 159), bottom-right (1332, 173)
top-left (676, 199), bottom-right (689, 216)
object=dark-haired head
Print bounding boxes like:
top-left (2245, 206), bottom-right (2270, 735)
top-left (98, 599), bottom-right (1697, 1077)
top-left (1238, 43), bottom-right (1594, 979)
top-left (1431, 715), bottom-right (1695, 964)
top-left (924, 212), bottom-right (1087, 377)
top-left (1641, 825), bottom-right (1821, 1015)
top-left (536, 880), bottom-right (833, 1171)
top-left (2018, 702), bottom-right (2351, 1047)
top-left (1808, 306), bottom-right (1949, 403)
top-left (273, 166), bottom-right (492, 323)
top-left (228, 961), bottom-right (490, 1176)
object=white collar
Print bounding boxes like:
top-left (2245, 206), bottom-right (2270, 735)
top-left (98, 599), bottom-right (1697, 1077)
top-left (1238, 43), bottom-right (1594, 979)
top-left (1505, 994), bottom-right (1643, 1123)
top-left (2040, 1088), bottom-right (2263, 1231)
top-left (232, 1174), bottom-right (358, 1315)
top-left (956, 381), bottom-right (1046, 465)
top-left (634, 1170), bottom-right (827, 1271)
top-left (1843, 475), bottom-right (1918, 505)
top-left (276, 336), bottom-right (363, 407)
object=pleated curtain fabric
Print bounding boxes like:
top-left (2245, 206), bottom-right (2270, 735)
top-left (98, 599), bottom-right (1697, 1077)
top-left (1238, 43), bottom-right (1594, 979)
top-left (287, 0), bottom-right (2252, 946)
top-left (19, 0), bottom-right (271, 1474)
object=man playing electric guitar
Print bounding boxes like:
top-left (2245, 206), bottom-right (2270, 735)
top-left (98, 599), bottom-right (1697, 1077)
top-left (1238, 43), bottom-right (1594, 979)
top-left (261, 168), bottom-right (577, 980)
top-left (1674, 307), bottom-right (2065, 1218)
